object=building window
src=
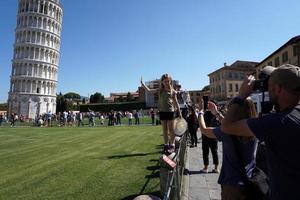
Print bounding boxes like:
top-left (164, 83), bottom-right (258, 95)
top-left (275, 57), bottom-right (280, 67)
top-left (239, 73), bottom-right (244, 80)
top-left (268, 61), bottom-right (272, 66)
top-left (293, 45), bottom-right (299, 56)
top-left (282, 51), bottom-right (288, 63)
top-left (37, 88), bottom-right (40, 93)
top-left (234, 73), bottom-right (238, 79)
top-left (40, 4), bottom-right (44, 13)
top-left (235, 84), bottom-right (239, 92)
top-left (228, 72), bottom-right (232, 79)
top-left (196, 93), bottom-right (200, 96)
top-left (229, 84), bottom-right (233, 92)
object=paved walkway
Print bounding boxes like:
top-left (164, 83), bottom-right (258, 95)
top-left (182, 132), bottom-right (223, 200)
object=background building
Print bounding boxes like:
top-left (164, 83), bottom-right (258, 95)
top-left (8, 0), bottom-right (63, 119)
top-left (208, 61), bottom-right (257, 103)
top-left (139, 79), bottom-right (180, 108)
top-left (106, 92), bottom-right (140, 103)
top-left (188, 90), bottom-right (210, 105)
top-left (256, 35), bottom-right (300, 75)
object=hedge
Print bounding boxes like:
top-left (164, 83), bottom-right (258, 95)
top-left (79, 101), bottom-right (146, 112)
top-left (0, 103), bottom-right (8, 111)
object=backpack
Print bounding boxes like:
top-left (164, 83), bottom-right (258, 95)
top-left (231, 136), bottom-right (269, 200)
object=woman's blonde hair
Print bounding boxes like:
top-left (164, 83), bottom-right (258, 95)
top-left (159, 73), bottom-right (173, 93)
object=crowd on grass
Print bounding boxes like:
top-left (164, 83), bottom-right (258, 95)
top-left (0, 109), bottom-right (161, 127)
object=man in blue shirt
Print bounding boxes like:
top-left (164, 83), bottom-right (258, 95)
top-left (221, 64), bottom-right (300, 200)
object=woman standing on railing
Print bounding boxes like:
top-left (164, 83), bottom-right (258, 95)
top-left (198, 99), bottom-right (258, 200)
top-left (141, 74), bottom-right (182, 154)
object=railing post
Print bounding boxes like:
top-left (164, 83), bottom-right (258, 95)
top-left (161, 130), bottom-right (189, 200)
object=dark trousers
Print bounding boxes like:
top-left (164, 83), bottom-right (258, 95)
top-left (151, 116), bottom-right (155, 125)
top-left (202, 135), bottom-right (219, 166)
top-left (221, 185), bottom-right (246, 200)
top-left (189, 127), bottom-right (198, 145)
top-left (78, 120), bottom-right (84, 127)
top-left (116, 118), bottom-right (121, 125)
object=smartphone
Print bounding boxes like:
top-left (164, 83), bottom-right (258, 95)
top-left (203, 96), bottom-right (208, 110)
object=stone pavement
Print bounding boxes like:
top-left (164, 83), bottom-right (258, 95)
top-left (182, 133), bottom-right (223, 200)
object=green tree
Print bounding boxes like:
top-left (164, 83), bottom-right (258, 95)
top-left (0, 103), bottom-right (8, 111)
top-left (126, 92), bottom-right (133, 102)
top-left (114, 95), bottom-right (124, 103)
top-left (63, 92), bottom-right (81, 100)
top-left (90, 92), bottom-right (105, 103)
top-left (56, 92), bottom-right (66, 113)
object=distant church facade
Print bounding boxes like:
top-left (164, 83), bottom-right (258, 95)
top-left (8, 0), bottom-right (63, 119)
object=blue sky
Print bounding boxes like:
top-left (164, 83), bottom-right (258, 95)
top-left (1, 0), bottom-right (300, 102)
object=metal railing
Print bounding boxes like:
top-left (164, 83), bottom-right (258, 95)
top-left (162, 131), bottom-right (189, 200)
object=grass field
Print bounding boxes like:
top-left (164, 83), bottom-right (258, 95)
top-left (0, 125), bottom-right (163, 200)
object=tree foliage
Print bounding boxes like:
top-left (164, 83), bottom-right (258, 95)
top-left (126, 92), bottom-right (133, 102)
top-left (63, 92), bottom-right (81, 100)
top-left (115, 95), bottom-right (124, 102)
top-left (90, 92), bottom-right (105, 103)
top-left (56, 92), bottom-right (80, 112)
top-left (0, 103), bottom-right (8, 111)
top-left (56, 92), bottom-right (66, 113)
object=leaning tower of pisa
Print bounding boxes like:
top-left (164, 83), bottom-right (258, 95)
top-left (8, 0), bottom-right (63, 119)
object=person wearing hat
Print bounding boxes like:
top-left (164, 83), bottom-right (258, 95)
top-left (221, 64), bottom-right (300, 200)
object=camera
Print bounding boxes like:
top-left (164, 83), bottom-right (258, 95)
top-left (253, 71), bottom-right (270, 92)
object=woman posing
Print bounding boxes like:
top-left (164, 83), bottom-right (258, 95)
top-left (141, 74), bottom-right (182, 153)
top-left (198, 99), bottom-right (258, 200)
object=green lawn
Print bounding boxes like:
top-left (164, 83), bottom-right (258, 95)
top-left (0, 126), bottom-right (163, 200)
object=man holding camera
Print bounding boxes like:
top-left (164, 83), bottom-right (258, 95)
top-left (221, 64), bottom-right (300, 200)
